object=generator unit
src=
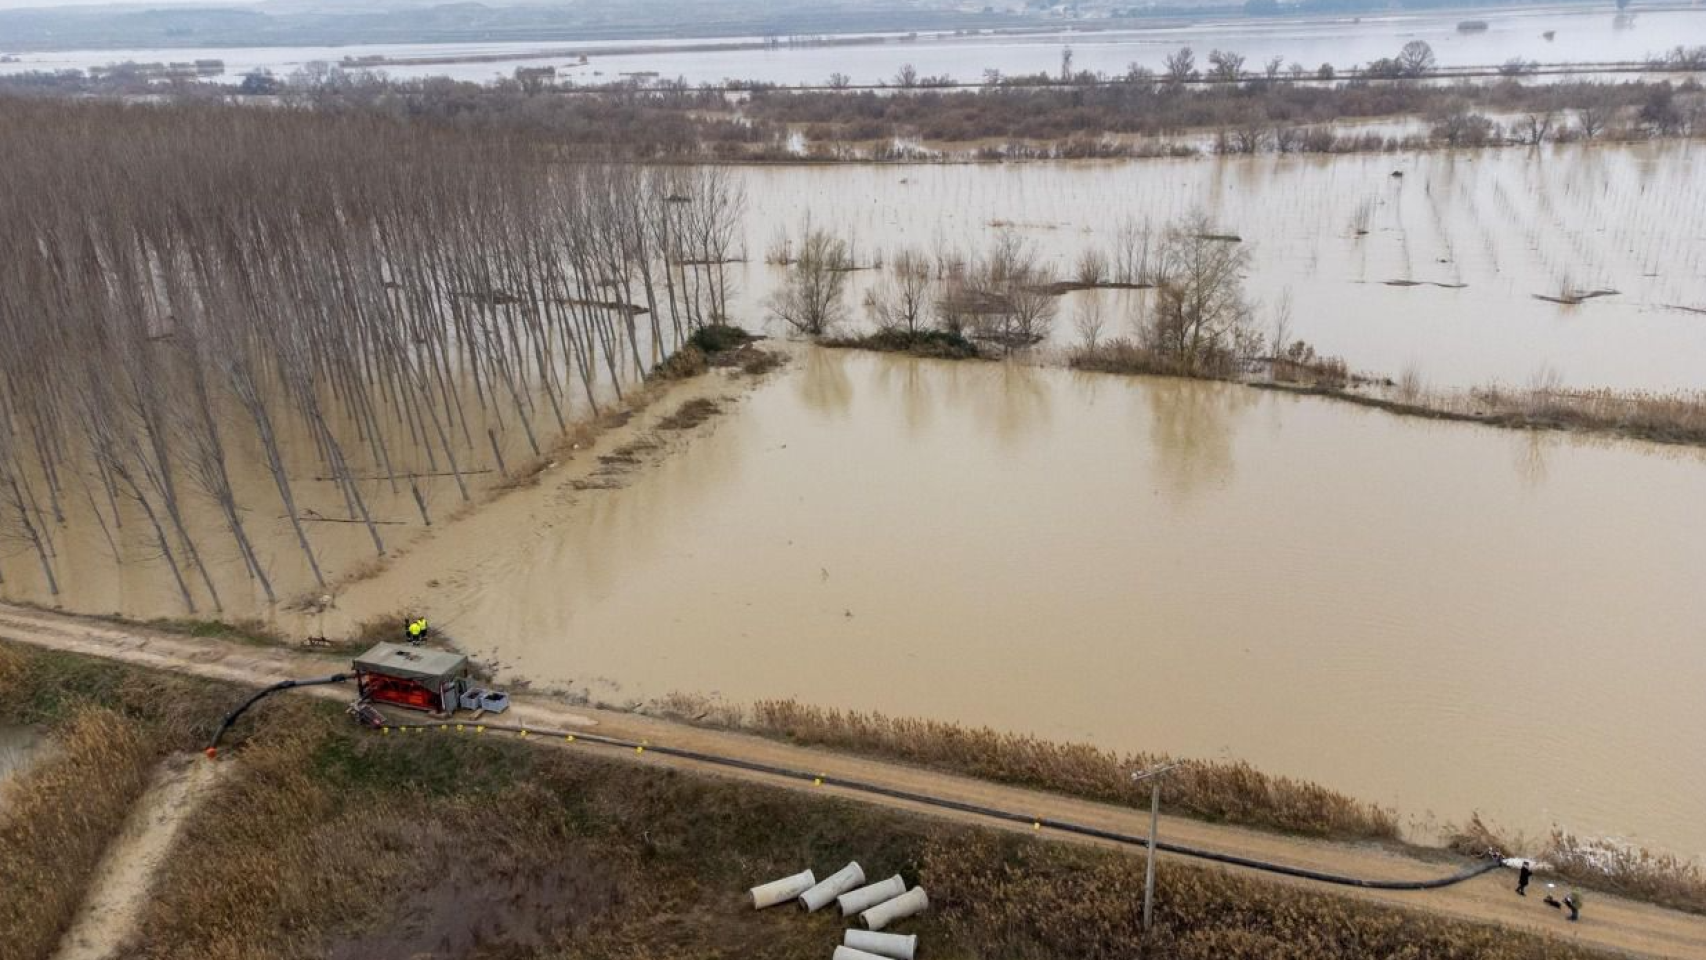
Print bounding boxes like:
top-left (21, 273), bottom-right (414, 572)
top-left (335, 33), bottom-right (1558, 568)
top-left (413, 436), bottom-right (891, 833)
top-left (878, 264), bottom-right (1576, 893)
top-left (353, 642), bottom-right (468, 714)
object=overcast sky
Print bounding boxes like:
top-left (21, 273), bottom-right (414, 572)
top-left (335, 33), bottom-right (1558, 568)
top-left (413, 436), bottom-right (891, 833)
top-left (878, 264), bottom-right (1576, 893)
top-left (0, 0), bottom-right (248, 9)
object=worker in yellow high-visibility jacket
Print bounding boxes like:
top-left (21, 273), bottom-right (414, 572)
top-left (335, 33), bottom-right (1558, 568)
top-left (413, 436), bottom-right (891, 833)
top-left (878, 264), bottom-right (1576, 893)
top-left (406, 617), bottom-right (429, 643)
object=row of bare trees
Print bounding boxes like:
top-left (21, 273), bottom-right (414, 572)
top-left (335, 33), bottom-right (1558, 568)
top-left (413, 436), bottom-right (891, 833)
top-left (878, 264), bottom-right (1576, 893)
top-left (0, 98), bottom-right (744, 611)
top-left (767, 212), bottom-right (1271, 378)
top-left (766, 224), bottom-right (1063, 354)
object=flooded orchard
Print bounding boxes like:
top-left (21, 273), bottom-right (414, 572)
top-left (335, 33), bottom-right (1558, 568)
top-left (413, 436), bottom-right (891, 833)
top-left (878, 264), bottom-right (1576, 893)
top-left (335, 346), bottom-right (1706, 859)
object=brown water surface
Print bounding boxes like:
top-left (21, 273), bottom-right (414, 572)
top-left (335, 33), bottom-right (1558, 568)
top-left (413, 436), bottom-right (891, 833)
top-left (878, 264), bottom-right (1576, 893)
top-left (338, 346), bottom-right (1706, 858)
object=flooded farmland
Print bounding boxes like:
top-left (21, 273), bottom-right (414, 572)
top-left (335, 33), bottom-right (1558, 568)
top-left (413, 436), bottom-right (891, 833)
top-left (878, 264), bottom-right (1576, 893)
top-left (723, 142), bottom-right (1706, 392)
top-left (2, 134), bottom-right (1704, 863)
top-left (334, 345), bottom-right (1706, 859)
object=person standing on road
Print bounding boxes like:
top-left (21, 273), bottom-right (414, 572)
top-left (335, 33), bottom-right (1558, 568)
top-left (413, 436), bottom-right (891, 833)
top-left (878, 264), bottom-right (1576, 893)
top-left (1516, 861), bottom-right (1533, 896)
top-left (1564, 891), bottom-right (1582, 922)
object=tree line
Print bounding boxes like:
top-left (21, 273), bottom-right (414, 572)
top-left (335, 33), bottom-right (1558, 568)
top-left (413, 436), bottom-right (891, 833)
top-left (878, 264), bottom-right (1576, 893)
top-left (0, 98), bottom-right (745, 610)
top-left (6, 53), bottom-right (1701, 163)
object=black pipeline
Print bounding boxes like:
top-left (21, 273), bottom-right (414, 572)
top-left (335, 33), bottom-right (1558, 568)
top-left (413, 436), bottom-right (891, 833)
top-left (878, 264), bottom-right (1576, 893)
top-left (376, 718), bottom-right (1500, 892)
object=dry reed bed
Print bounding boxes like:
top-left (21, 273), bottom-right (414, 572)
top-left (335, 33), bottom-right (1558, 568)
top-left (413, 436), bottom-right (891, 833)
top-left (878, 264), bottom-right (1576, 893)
top-left (1450, 814), bottom-right (1706, 916)
top-left (0, 707), bottom-right (156, 960)
top-left (735, 699), bottom-right (1400, 841)
top-left (1464, 386), bottom-right (1706, 447)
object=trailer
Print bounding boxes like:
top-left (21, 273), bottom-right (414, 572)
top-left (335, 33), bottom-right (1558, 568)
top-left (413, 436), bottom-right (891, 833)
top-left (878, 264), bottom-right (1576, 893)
top-left (353, 642), bottom-right (468, 714)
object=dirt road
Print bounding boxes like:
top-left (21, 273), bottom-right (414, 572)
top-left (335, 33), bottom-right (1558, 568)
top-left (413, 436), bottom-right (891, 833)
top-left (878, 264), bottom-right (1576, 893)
top-left (3, 601), bottom-right (1703, 959)
top-left (52, 753), bottom-right (225, 960)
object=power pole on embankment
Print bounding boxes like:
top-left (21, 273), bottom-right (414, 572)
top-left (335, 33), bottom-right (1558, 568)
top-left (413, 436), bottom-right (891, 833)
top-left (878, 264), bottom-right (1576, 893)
top-left (1131, 761), bottom-right (1184, 937)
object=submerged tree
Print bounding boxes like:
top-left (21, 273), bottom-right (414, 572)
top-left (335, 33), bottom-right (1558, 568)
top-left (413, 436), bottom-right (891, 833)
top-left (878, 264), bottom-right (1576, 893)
top-left (767, 227), bottom-right (850, 336)
top-left (1141, 214), bottom-right (1259, 376)
top-left (864, 248), bottom-right (935, 334)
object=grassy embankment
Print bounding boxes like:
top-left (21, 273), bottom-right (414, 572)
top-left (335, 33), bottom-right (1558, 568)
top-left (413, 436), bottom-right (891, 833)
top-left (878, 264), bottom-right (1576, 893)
top-left (0, 642), bottom-right (1629, 960)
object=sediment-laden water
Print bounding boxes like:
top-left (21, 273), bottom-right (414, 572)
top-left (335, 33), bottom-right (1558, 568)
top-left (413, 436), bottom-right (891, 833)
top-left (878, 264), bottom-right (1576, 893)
top-left (332, 346), bottom-right (1706, 859)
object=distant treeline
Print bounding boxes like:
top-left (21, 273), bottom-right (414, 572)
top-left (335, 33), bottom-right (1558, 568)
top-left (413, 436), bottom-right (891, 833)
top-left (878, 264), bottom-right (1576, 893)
top-left (12, 64), bottom-right (1689, 162)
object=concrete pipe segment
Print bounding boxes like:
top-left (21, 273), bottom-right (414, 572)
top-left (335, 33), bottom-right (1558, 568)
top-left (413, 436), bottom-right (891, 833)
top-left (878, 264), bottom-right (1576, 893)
top-left (832, 948), bottom-right (890, 960)
top-left (750, 869), bottom-right (816, 909)
top-left (844, 929), bottom-right (919, 960)
top-left (838, 874), bottom-right (907, 917)
top-left (862, 887), bottom-right (928, 931)
top-left (800, 861), bottom-right (866, 912)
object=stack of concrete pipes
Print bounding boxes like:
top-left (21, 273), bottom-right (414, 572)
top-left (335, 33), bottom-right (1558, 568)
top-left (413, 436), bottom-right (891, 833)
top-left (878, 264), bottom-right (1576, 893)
top-left (748, 861), bottom-right (929, 959)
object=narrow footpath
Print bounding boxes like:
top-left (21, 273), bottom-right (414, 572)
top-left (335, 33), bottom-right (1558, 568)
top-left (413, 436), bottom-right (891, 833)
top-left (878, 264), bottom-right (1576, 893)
top-left (51, 753), bottom-right (226, 960)
top-left (2, 602), bottom-right (1702, 960)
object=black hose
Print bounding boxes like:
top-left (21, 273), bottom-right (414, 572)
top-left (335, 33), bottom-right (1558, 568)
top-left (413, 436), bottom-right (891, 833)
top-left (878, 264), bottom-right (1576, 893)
top-left (206, 674), bottom-right (350, 756)
top-left (380, 719), bottom-right (1500, 891)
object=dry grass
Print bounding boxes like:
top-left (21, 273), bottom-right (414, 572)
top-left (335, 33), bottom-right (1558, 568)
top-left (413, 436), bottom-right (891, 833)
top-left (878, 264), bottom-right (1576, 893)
top-left (1463, 385), bottom-right (1706, 447)
top-left (1448, 814), bottom-right (1706, 915)
top-left (140, 617), bottom-right (288, 647)
top-left (0, 647), bottom-right (1631, 960)
top-left (927, 832), bottom-right (1608, 960)
top-left (656, 398), bottom-right (724, 431)
top-left (0, 707), bottom-right (157, 960)
top-left (740, 700), bottom-right (1398, 841)
top-left (349, 609), bottom-right (414, 646)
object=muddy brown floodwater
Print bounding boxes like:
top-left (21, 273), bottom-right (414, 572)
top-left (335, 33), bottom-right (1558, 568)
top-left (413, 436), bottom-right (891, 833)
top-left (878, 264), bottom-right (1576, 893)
top-left (724, 142), bottom-right (1706, 393)
top-left (333, 345), bottom-right (1706, 860)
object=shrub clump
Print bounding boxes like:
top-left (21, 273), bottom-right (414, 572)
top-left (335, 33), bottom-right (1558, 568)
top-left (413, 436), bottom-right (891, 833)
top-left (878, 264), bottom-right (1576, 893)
top-left (687, 323), bottom-right (757, 354)
top-left (651, 344), bottom-right (708, 380)
top-left (825, 329), bottom-right (982, 360)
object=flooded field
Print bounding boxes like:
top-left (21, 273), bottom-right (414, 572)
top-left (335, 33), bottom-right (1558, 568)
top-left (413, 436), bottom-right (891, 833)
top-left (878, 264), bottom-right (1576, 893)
top-left (724, 142), bottom-right (1706, 392)
top-left (3, 6), bottom-right (1702, 84)
top-left (334, 346), bottom-right (1706, 859)
top-left (3, 144), bottom-right (1703, 613)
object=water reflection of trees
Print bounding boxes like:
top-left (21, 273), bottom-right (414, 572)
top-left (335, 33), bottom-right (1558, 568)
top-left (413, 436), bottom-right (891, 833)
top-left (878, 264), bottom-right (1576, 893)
top-left (982, 361), bottom-right (1052, 445)
top-left (797, 346), bottom-right (854, 417)
top-left (1144, 379), bottom-right (1254, 502)
top-left (873, 354), bottom-right (934, 435)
